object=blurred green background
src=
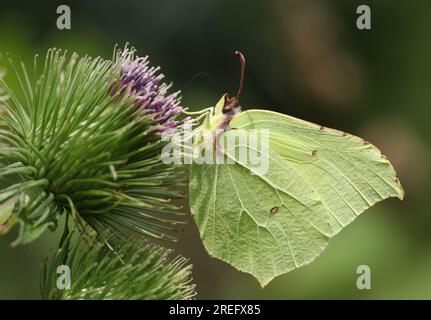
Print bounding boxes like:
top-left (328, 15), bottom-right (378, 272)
top-left (1, 0), bottom-right (430, 299)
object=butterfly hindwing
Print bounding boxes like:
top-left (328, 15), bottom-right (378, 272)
top-left (189, 107), bottom-right (404, 286)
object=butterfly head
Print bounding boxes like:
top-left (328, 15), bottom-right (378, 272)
top-left (192, 51), bottom-right (245, 151)
top-left (202, 50), bottom-right (245, 131)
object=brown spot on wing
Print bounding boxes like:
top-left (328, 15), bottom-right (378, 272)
top-left (270, 206), bottom-right (280, 214)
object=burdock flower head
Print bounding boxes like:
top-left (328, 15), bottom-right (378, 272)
top-left (0, 47), bottom-right (187, 245)
top-left (112, 48), bottom-right (188, 132)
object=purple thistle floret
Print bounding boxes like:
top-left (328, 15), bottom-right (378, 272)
top-left (114, 48), bottom-right (188, 132)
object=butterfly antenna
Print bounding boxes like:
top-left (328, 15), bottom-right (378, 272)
top-left (224, 50), bottom-right (246, 112)
top-left (234, 50), bottom-right (245, 103)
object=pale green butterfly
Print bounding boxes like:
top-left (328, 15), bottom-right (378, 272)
top-left (189, 51), bottom-right (404, 287)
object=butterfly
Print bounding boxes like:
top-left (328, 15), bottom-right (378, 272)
top-left (188, 51), bottom-right (404, 286)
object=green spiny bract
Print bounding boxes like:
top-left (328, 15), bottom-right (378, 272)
top-left (41, 234), bottom-right (196, 300)
top-left (0, 48), bottom-right (187, 245)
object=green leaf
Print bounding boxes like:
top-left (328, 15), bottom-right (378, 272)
top-left (41, 233), bottom-right (196, 300)
top-left (190, 108), bottom-right (404, 287)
